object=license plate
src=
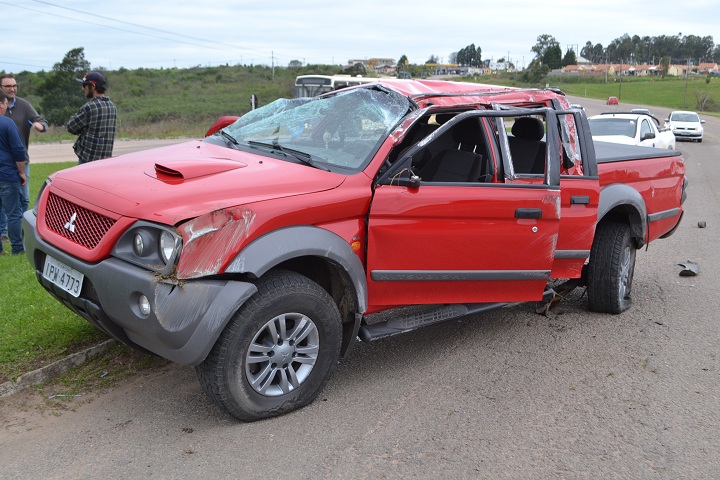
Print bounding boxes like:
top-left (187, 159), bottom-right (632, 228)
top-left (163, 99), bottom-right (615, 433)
top-left (43, 255), bottom-right (84, 298)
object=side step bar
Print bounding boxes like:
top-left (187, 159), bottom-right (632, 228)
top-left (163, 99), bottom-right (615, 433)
top-left (358, 303), bottom-right (507, 342)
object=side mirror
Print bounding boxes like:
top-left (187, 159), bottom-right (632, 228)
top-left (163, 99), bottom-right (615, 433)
top-left (641, 132), bottom-right (656, 141)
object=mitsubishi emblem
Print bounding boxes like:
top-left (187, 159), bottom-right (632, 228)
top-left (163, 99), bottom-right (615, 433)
top-left (64, 212), bottom-right (78, 233)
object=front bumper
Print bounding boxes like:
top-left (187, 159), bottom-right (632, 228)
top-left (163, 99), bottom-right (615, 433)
top-left (23, 210), bottom-right (257, 365)
top-left (672, 130), bottom-right (703, 138)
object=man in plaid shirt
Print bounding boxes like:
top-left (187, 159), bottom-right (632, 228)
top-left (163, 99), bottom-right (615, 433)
top-left (67, 71), bottom-right (117, 164)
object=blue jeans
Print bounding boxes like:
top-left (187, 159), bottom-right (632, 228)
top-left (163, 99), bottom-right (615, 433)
top-left (0, 180), bottom-right (24, 254)
top-left (0, 163), bottom-right (28, 237)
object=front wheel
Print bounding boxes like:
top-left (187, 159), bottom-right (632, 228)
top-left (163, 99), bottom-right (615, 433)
top-left (196, 270), bottom-right (342, 421)
top-left (586, 222), bottom-right (637, 314)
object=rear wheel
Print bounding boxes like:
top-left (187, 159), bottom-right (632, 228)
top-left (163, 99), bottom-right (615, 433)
top-left (586, 222), bottom-right (637, 314)
top-left (196, 270), bottom-right (342, 421)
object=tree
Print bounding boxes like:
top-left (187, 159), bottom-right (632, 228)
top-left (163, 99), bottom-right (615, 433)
top-left (397, 55), bottom-right (409, 69)
top-left (426, 55), bottom-right (439, 64)
top-left (580, 41), bottom-right (594, 61)
top-left (37, 47), bottom-right (92, 126)
top-left (288, 60), bottom-right (303, 68)
top-left (521, 59), bottom-right (549, 84)
top-left (543, 44), bottom-right (563, 69)
top-left (561, 49), bottom-right (577, 67)
top-left (344, 62), bottom-right (366, 76)
top-left (455, 44), bottom-right (483, 67)
top-left (531, 34), bottom-right (559, 59)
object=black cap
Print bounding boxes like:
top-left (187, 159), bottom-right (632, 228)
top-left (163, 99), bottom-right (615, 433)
top-left (75, 71), bottom-right (106, 89)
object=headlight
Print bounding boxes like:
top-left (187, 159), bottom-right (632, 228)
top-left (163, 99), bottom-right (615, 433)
top-left (160, 231), bottom-right (177, 264)
top-left (32, 179), bottom-right (51, 216)
top-left (112, 221), bottom-right (182, 274)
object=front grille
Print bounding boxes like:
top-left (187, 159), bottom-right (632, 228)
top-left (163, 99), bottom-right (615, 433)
top-left (45, 192), bottom-right (116, 250)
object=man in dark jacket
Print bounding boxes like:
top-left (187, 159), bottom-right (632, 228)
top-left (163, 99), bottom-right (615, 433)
top-left (0, 90), bottom-right (27, 255)
top-left (67, 71), bottom-right (117, 164)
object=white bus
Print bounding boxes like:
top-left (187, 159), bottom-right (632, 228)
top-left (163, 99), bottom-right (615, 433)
top-left (294, 74), bottom-right (379, 97)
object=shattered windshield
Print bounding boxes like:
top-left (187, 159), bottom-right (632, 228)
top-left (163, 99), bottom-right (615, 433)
top-left (216, 87), bottom-right (412, 171)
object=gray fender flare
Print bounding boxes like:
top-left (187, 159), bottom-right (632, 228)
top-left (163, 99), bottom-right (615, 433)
top-left (225, 226), bottom-right (368, 313)
top-left (598, 183), bottom-right (647, 244)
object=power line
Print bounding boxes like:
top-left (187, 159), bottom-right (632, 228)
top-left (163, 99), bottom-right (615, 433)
top-left (0, 1), bottom-right (222, 51)
top-left (25, 0), bottom-right (279, 62)
top-left (29, 0), bottom-right (232, 49)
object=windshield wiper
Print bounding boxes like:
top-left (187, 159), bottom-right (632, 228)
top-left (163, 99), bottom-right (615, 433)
top-left (247, 140), bottom-right (330, 171)
top-left (221, 130), bottom-right (239, 147)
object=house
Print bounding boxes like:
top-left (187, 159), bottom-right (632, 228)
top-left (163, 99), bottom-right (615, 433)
top-left (633, 64), bottom-right (661, 76)
top-left (698, 62), bottom-right (719, 74)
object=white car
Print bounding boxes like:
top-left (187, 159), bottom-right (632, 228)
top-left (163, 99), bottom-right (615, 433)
top-left (589, 112), bottom-right (676, 149)
top-left (665, 111), bottom-right (705, 142)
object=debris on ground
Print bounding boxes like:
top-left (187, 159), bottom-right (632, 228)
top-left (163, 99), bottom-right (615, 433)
top-left (678, 261), bottom-right (699, 277)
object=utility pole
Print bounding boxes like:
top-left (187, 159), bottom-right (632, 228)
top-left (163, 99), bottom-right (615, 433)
top-left (684, 58), bottom-right (690, 107)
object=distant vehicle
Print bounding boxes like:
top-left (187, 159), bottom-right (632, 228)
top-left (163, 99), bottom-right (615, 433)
top-left (294, 74), bottom-right (378, 97)
top-left (631, 108), bottom-right (653, 116)
top-left (607, 96), bottom-right (619, 105)
top-left (589, 112), bottom-right (676, 149)
top-left (569, 103), bottom-right (585, 110)
top-left (665, 110), bottom-right (705, 142)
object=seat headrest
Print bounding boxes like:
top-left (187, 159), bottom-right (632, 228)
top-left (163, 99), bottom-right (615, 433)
top-left (451, 118), bottom-right (481, 145)
top-left (511, 117), bottom-right (545, 141)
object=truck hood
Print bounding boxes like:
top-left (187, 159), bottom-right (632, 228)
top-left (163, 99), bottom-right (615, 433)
top-left (49, 140), bottom-right (345, 224)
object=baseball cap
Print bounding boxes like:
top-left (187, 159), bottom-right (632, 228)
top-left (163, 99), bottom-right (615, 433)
top-left (75, 71), bottom-right (106, 89)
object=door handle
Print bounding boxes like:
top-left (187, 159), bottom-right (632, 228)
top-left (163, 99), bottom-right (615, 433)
top-left (515, 208), bottom-right (542, 219)
top-left (570, 195), bottom-right (590, 205)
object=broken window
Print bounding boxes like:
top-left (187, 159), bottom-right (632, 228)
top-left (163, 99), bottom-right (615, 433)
top-left (211, 87), bottom-right (412, 171)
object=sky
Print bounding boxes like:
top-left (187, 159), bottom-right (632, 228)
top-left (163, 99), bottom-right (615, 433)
top-left (2, 0), bottom-right (718, 73)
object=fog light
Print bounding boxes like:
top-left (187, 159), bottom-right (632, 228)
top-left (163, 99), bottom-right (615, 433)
top-left (133, 233), bottom-right (144, 256)
top-left (138, 295), bottom-right (151, 316)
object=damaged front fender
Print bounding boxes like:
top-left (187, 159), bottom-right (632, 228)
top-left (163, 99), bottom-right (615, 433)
top-left (176, 206), bottom-right (257, 278)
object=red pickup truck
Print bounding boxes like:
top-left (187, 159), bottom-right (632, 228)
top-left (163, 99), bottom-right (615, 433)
top-left (23, 80), bottom-right (686, 421)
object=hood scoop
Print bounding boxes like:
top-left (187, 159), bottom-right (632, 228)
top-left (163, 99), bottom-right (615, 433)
top-left (151, 157), bottom-right (247, 184)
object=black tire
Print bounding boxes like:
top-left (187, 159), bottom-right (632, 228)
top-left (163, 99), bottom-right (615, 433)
top-left (196, 270), bottom-right (342, 421)
top-left (586, 222), bottom-right (637, 314)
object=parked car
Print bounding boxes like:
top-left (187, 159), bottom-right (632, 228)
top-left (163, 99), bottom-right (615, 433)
top-left (665, 110), bottom-right (705, 142)
top-left (22, 80), bottom-right (687, 421)
top-left (607, 96), bottom-right (619, 105)
top-left (589, 112), bottom-right (676, 149)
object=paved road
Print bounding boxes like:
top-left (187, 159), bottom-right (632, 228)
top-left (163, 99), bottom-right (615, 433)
top-left (30, 138), bottom-right (190, 163)
top-left (1, 98), bottom-right (719, 479)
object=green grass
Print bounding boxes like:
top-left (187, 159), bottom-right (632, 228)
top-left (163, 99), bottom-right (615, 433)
top-left (553, 76), bottom-right (720, 111)
top-left (0, 162), bottom-right (107, 383)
